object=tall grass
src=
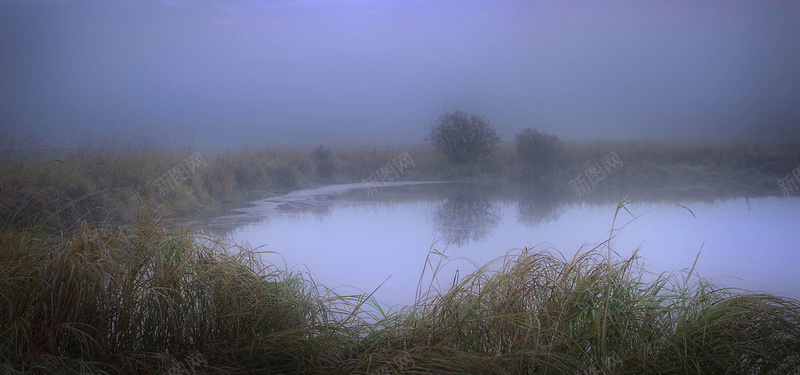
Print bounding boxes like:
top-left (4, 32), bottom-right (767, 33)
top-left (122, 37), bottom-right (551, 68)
top-left (0, 213), bottom-right (340, 374)
top-left (0, 140), bottom-right (419, 230)
top-left (339, 204), bottom-right (800, 374)
top-left (1, 207), bottom-right (799, 374)
top-left (2, 137), bottom-right (800, 373)
top-left (3, 137), bottom-right (799, 231)
top-left (376, 248), bottom-right (800, 374)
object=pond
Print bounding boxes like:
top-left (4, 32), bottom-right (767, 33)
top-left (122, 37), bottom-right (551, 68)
top-left (194, 181), bottom-right (800, 309)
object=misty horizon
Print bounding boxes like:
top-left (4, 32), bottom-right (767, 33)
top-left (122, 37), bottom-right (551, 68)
top-left (2, 0), bottom-right (799, 147)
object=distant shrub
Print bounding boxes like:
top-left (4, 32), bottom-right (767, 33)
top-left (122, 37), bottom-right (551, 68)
top-left (235, 163), bottom-right (268, 191)
top-left (316, 159), bottom-right (336, 181)
top-left (205, 152), bottom-right (238, 202)
top-left (311, 145), bottom-right (332, 162)
top-left (271, 165), bottom-right (300, 191)
top-left (427, 111), bottom-right (500, 165)
top-left (292, 157), bottom-right (314, 176)
top-left (515, 128), bottom-right (563, 180)
top-left (311, 145), bottom-right (336, 180)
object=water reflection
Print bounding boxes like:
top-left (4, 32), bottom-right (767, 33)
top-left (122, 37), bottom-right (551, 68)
top-left (433, 190), bottom-right (501, 246)
top-left (193, 180), bottom-right (765, 242)
top-left (516, 184), bottom-right (565, 226)
top-left (194, 181), bottom-right (800, 306)
top-left (276, 200), bottom-right (333, 221)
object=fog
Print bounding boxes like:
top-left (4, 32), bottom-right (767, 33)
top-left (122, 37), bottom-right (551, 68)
top-left (2, 0), bottom-right (799, 146)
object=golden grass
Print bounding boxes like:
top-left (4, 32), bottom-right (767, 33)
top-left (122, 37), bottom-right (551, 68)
top-left (2, 137), bottom-right (798, 231)
top-left (2, 138), bottom-right (800, 373)
top-left (1, 201), bottom-right (799, 374)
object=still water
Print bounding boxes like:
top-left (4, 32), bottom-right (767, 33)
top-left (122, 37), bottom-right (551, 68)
top-left (196, 182), bottom-right (800, 308)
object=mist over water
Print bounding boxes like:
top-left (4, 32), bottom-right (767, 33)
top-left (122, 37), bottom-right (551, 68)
top-left (4, 1), bottom-right (800, 302)
top-left (3, 2), bottom-right (800, 372)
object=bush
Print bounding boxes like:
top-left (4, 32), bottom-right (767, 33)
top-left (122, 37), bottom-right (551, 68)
top-left (234, 163), bottom-right (268, 191)
top-left (427, 111), bottom-right (500, 165)
top-left (515, 127), bottom-right (563, 180)
top-left (270, 165), bottom-right (300, 192)
top-left (311, 145), bottom-right (332, 162)
top-left (311, 145), bottom-right (336, 181)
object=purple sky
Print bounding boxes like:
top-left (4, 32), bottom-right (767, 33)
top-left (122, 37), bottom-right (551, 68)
top-left (2, 0), bottom-right (799, 146)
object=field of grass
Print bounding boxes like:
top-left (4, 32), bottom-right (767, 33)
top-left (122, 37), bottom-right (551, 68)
top-left (1, 207), bottom-right (799, 374)
top-left (0, 138), bottom-right (413, 230)
top-left (2, 138), bottom-right (800, 373)
top-left (2, 137), bottom-right (798, 231)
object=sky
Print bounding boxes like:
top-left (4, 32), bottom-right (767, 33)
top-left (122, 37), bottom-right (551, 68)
top-left (1, 0), bottom-right (799, 146)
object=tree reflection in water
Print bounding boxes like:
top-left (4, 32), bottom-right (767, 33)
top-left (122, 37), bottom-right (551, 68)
top-left (434, 191), bottom-right (501, 246)
top-left (516, 184), bottom-right (564, 226)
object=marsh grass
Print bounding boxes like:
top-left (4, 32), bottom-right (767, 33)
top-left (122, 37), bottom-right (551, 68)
top-left (2, 138), bottom-right (800, 373)
top-left (3, 137), bottom-right (799, 231)
top-left (0, 208), bottom-right (351, 374)
top-left (2, 202), bottom-right (799, 374)
top-left (343, 200), bottom-right (800, 374)
top-left (560, 141), bottom-right (800, 193)
top-left (0, 140), bottom-right (420, 230)
top-left (391, 248), bottom-right (800, 374)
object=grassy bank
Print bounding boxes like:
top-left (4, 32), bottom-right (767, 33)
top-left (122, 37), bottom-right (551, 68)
top-left (2, 139), bottom-right (800, 373)
top-left (2, 138), bottom-right (799, 231)
top-left (0, 140), bottom-right (414, 230)
top-left (1, 213), bottom-right (799, 374)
